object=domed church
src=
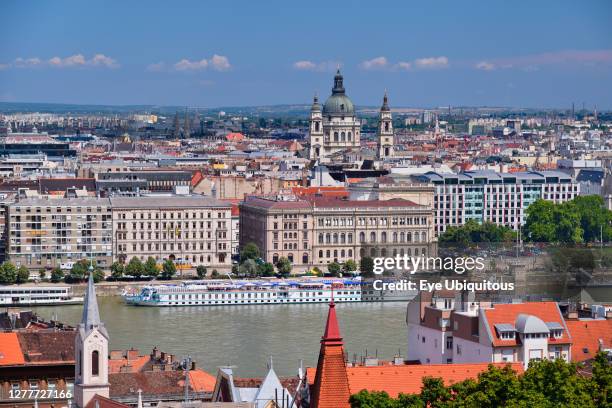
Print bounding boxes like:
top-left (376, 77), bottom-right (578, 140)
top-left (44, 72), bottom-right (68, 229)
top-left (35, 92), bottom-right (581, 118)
top-left (309, 69), bottom-right (394, 161)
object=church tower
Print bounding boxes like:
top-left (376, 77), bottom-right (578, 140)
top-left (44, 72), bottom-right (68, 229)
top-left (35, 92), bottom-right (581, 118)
top-left (75, 273), bottom-right (110, 408)
top-left (377, 91), bottom-right (394, 159)
top-left (309, 93), bottom-right (323, 160)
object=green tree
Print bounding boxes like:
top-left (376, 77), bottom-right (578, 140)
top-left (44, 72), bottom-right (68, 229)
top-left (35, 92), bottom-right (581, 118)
top-left (50, 267), bottom-right (64, 283)
top-left (92, 268), bottom-right (105, 283)
top-left (239, 258), bottom-right (259, 277)
top-left (573, 195), bottom-right (612, 242)
top-left (110, 261), bottom-right (125, 279)
top-left (161, 259), bottom-right (176, 279)
top-left (125, 257), bottom-right (144, 277)
top-left (257, 262), bottom-right (275, 277)
top-left (70, 260), bottom-right (90, 281)
top-left (196, 265), bottom-right (207, 279)
top-left (0, 262), bottom-right (17, 284)
top-left (343, 259), bottom-right (358, 275)
top-left (39, 269), bottom-right (47, 280)
top-left (144, 257), bottom-right (160, 278)
top-left (211, 269), bottom-right (219, 278)
top-left (524, 199), bottom-right (557, 242)
top-left (16, 266), bottom-right (30, 284)
top-left (359, 257), bottom-right (375, 278)
top-left (240, 242), bottom-right (261, 262)
top-left (328, 261), bottom-right (342, 277)
top-left (276, 257), bottom-right (292, 277)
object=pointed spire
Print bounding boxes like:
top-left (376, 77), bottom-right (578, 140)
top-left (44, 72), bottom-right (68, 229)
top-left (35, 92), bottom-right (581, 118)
top-left (322, 298), bottom-right (342, 345)
top-left (381, 90), bottom-right (390, 112)
top-left (80, 272), bottom-right (108, 338)
top-left (332, 69), bottom-right (345, 95)
top-left (311, 92), bottom-right (321, 112)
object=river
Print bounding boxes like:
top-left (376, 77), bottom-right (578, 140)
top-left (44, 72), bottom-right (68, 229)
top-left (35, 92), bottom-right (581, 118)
top-left (32, 297), bottom-right (408, 377)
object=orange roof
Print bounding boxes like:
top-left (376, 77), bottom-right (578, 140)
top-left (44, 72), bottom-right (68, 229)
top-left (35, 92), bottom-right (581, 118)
top-left (226, 132), bottom-right (245, 142)
top-left (85, 394), bottom-right (129, 408)
top-left (187, 369), bottom-right (217, 392)
top-left (0, 333), bottom-right (25, 366)
top-left (482, 302), bottom-right (570, 347)
top-left (566, 319), bottom-right (612, 362)
top-left (108, 355), bottom-right (150, 374)
top-left (307, 363), bottom-right (523, 398)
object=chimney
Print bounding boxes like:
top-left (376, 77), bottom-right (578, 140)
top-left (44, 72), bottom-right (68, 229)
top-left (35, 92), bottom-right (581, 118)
top-left (127, 348), bottom-right (139, 361)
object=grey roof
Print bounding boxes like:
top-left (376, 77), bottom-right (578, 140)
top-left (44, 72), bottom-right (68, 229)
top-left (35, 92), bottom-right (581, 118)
top-left (494, 323), bottom-right (516, 333)
top-left (109, 196), bottom-right (231, 209)
top-left (515, 314), bottom-right (550, 334)
top-left (545, 321), bottom-right (564, 330)
top-left (11, 197), bottom-right (111, 208)
top-left (80, 272), bottom-right (108, 339)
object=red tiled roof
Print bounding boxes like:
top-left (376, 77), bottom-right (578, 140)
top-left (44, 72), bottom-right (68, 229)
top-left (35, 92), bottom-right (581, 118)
top-left (108, 355), bottom-right (150, 374)
top-left (188, 369), bottom-right (217, 393)
top-left (0, 332), bottom-right (25, 366)
top-left (566, 319), bottom-right (612, 362)
top-left (307, 363), bottom-right (524, 398)
top-left (482, 302), bottom-right (570, 347)
top-left (85, 394), bottom-right (129, 408)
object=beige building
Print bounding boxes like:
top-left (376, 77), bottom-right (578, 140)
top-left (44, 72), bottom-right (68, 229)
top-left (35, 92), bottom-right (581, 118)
top-left (110, 196), bottom-right (232, 268)
top-left (7, 197), bottom-right (113, 269)
top-left (239, 195), bottom-right (436, 270)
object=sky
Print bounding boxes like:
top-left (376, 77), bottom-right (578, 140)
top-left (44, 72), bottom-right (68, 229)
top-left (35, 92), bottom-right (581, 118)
top-left (1, 0), bottom-right (611, 109)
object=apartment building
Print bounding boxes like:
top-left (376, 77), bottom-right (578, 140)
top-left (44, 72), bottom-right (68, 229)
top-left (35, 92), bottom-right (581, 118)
top-left (239, 195), bottom-right (436, 269)
top-left (406, 290), bottom-right (572, 369)
top-left (110, 196), bottom-right (232, 268)
top-left (415, 170), bottom-right (579, 235)
top-left (7, 197), bottom-right (113, 269)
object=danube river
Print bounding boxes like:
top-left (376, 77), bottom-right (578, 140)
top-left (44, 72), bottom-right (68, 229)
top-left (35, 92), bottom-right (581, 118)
top-left (32, 297), bottom-right (408, 377)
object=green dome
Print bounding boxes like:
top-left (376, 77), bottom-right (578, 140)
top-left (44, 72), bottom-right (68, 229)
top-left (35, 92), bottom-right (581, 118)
top-left (322, 69), bottom-right (355, 116)
top-left (323, 94), bottom-right (354, 116)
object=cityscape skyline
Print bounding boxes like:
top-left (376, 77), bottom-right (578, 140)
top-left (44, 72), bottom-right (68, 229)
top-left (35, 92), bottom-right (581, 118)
top-left (1, 0), bottom-right (612, 108)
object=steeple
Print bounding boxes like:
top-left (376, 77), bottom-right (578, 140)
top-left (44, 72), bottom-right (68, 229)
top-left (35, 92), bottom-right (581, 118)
top-left (332, 69), bottom-right (345, 95)
top-left (311, 92), bottom-right (321, 112)
top-left (381, 90), bottom-right (390, 112)
top-left (310, 300), bottom-right (351, 408)
top-left (80, 272), bottom-right (108, 338)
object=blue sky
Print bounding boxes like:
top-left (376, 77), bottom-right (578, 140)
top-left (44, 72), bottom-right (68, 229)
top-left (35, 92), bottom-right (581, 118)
top-left (1, 0), bottom-right (611, 109)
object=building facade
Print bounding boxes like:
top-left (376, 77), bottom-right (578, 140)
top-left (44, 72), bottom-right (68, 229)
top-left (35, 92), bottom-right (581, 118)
top-left (7, 197), bottom-right (113, 270)
top-left (309, 70), bottom-right (362, 161)
top-left (110, 196), bottom-right (232, 268)
top-left (406, 291), bottom-right (572, 369)
top-left (239, 195), bottom-right (436, 269)
top-left (415, 170), bottom-right (579, 235)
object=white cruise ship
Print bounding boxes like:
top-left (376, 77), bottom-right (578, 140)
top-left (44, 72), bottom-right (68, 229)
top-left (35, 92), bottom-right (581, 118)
top-left (0, 286), bottom-right (84, 306)
top-left (122, 278), bottom-right (415, 307)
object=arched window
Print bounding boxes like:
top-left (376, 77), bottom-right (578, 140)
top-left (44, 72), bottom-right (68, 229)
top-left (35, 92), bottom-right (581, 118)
top-left (273, 253), bottom-right (279, 264)
top-left (333, 233), bottom-right (338, 244)
top-left (384, 122), bottom-right (389, 132)
top-left (92, 350), bottom-right (100, 376)
top-left (381, 248), bottom-right (387, 257)
top-left (315, 122), bottom-right (320, 132)
top-left (319, 250), bottom-right (323, 258)
top-left (341, 249), bottom-right (345, 258)
top-left (334, 132), bottom-right (339, 142)
top-left (370, 232), bottom-right (376, 243)
top-left (288, 253), bottom-right (294, 263)
top-left (381, 232), bottom-right (387, 243)
top-left (326, 233), bottom-right (331, 244)
top-left (302, 253), bottom-right (309, 264)
top-left (318, 233), bottom-right (324, 244)
top-left (348, 233), bottom-right (353, 243)
top-left (348, 249), bottom-right (353, 257)
top-left (326, 250), bottom-right (331, 258)
top-left (340, 233), bottom-right (346, 244)
top-left (341, 131), bottom-right (346, 141)
top-left (414, 232), bottom-right (419, 243)
top-left (360, 248), bottom-right (365, 258)
top-left (370, 248), bottom-right (376, 257)
top-left (421, 231), bottom-right (427, 242)
top-left (359, 232), bottom-right (365, 243)
top-left (348, 132), bottom-right (352, 141)
top-left (333, 250), bottom-right (338, 258)
top-left (400, 232), bottom-right (405, 243)
top-left (393, 232), bottom-right (398, 243)
top-left (407, 232), bottom-right (412, 242)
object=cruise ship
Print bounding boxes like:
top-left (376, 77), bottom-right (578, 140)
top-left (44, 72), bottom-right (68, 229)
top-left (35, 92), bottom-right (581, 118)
top-left (0, 286), bottom-right (84, 306)
top-left (122, 278), bottom-right (415, 307)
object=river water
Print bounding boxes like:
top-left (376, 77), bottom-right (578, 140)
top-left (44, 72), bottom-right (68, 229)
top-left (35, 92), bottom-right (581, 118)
top-left (32, 297), bottom-right (408, 377)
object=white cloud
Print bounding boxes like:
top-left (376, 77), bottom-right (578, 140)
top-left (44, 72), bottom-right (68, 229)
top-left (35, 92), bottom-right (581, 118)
top-left (171, 55), bottom-right (231, 72)
top-left (13, 57), bottom-right (42, 67)
top-left (360, 56), bottom-right (388, 70)
top-left (475, 61), bottom-right (495, 71)
top-left (414, 56), bottom-right (449, 69)
top-left (293, 60), bottom-right (317, 70)
top-left (210, 54), bottom-right (231, 71)
top-left (90, 54), bottom-right (119, 68)
top-left (293, 60), bottom-right (340, 72)
top-left (174, 58), bottom-right (209, 71)
top-left (395, 61), bottom-right (412, 71)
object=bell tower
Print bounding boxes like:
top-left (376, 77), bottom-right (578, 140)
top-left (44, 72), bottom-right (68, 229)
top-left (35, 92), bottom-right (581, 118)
top-left (309, 93), bottom-right (323, 160)
top-left (377, 91), bottom-right (394, 159)
top-left (75, 273), bottom-right (110, 408)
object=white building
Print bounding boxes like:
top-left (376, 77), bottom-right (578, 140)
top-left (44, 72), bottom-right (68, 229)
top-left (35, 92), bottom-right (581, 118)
top-left (406, 290), bottom-right (572, 369)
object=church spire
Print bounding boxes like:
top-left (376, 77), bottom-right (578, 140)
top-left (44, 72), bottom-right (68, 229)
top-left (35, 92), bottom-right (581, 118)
top-left (80, 272), bottom-right (108, 338)
top-left (381, 90), bottom-right (390, 112)
top-left (310, 300), bottom-right (351, 408)
top-left (332, 69), bottom-right (345, 95)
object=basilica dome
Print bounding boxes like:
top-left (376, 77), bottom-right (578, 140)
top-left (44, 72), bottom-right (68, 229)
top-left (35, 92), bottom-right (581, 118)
top-left (322, 69), bottom-right (355, 116)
